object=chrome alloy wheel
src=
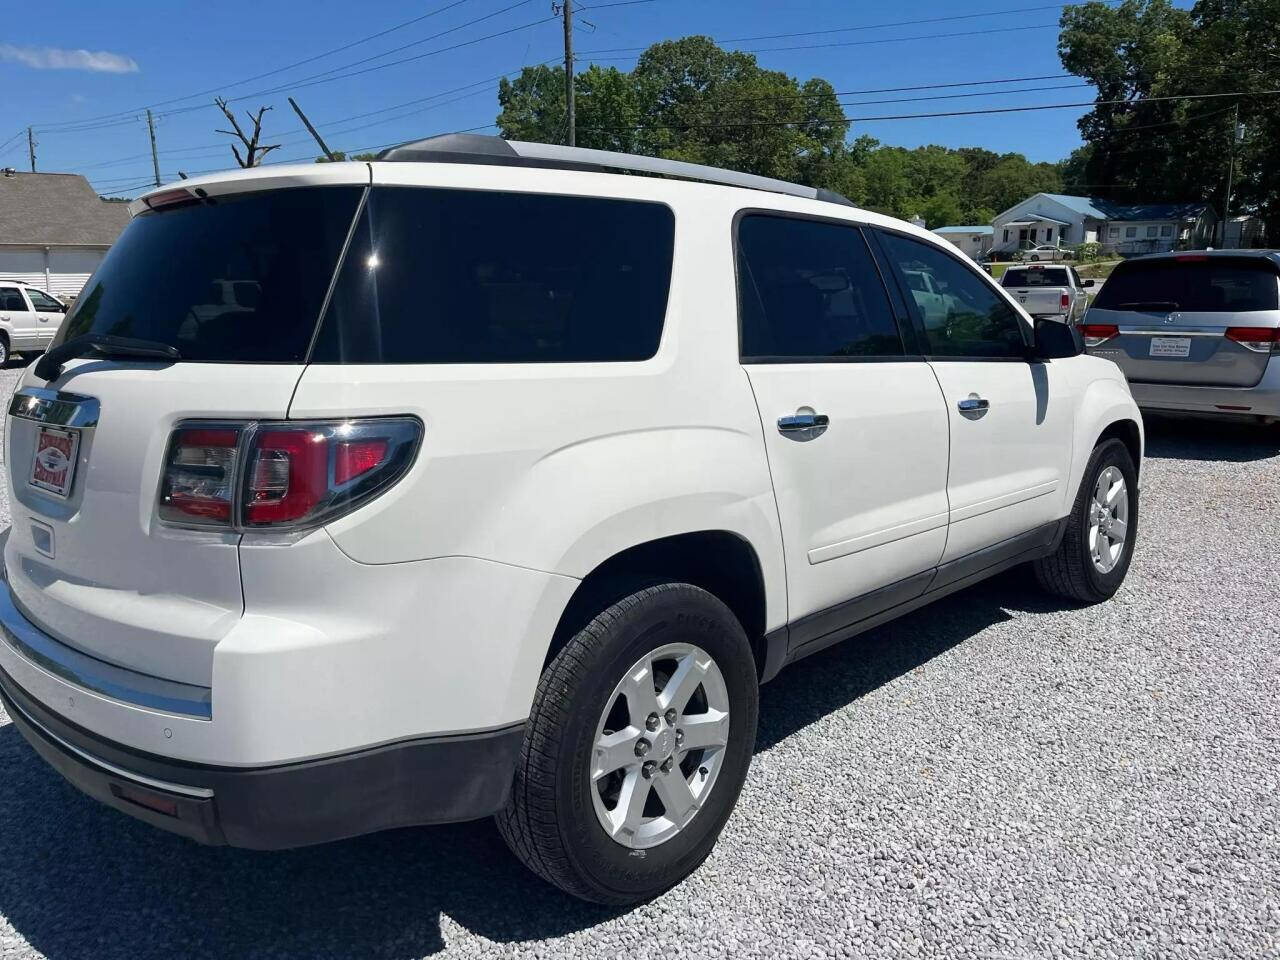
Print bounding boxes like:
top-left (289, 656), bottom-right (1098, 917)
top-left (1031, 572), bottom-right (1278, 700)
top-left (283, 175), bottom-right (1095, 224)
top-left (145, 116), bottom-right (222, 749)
top-left (590, 642), bottom-right (731, 849)
top-left (1088, 465), bottom-right (1129, 574)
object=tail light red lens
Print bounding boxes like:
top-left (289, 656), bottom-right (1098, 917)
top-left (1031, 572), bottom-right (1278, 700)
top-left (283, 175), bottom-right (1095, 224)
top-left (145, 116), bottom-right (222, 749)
top-left (159, 418), bottom-right (421, 531)
top-left (1060, 293), bottom-right (1071, 309)
top-left (1077, 323), bottom-right (1119, 346)
top-left (245, 428), bottom-right (330, 525)
top-left (1225, 326), bottom-right (1280, 353)
top-left (159, 426), bottom-right (241, 525)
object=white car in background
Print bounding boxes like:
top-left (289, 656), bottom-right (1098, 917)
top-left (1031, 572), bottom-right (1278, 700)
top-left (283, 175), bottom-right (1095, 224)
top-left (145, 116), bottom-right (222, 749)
top-left (1021, 244), bottom-right (1075, 262)
top-left (0, 282), bottom-right (68, 363)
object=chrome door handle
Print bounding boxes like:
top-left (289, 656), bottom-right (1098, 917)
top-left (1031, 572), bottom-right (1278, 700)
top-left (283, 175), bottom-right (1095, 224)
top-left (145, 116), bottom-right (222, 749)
top-left (777, 412), bottom-right (829, 440)
top-left (957, 396), bottom-right (990, 413)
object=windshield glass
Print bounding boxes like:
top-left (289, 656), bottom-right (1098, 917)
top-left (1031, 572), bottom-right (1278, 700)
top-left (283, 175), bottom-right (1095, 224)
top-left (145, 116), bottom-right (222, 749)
top-left (1094, 258), bottom-right (1280, 312)
top-left (1003, 267), bottom-right (1069, 287)
top-left (55, 187), bottom-right (363, 362)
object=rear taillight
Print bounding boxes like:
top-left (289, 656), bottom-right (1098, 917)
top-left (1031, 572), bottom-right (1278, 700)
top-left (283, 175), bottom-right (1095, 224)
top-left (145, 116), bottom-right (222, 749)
top-left (159, 426), bottom-right (241, 525)
top-left (1077, 323), bottom-right (1119, 347)
top-left (159, 418), bottom-right (421, 531)
top-left (1225, 326), bottom-right (1280, 354)
top-left (1060, 293), bottom-right (1071, 310)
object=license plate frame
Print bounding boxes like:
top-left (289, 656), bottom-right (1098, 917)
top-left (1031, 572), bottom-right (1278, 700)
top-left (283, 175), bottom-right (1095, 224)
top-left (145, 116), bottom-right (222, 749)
top-left (29, 425), bottom-right (80, 499)
top-left (1149, 336), bottom-right (1192, 358)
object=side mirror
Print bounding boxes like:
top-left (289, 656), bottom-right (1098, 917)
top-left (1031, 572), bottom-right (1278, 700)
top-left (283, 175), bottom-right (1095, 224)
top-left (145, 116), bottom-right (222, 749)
top-left (1082, 278), bottom-right (1096, 288)
top-left (1033, 318), bottom-right (1082, 359)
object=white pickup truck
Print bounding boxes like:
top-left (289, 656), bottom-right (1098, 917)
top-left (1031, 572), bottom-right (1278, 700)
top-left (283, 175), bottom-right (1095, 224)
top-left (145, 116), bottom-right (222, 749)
top-left (1001, 264), bottom-right (1094, 324)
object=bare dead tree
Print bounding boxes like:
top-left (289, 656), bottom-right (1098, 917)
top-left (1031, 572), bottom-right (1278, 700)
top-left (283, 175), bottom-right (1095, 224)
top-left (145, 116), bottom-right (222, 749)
top-left (213, 97), bottom-right (281, 168)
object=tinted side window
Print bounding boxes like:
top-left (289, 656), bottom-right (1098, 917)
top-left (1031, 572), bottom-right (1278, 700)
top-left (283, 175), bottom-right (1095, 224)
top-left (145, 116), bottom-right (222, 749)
top-left (877, 231), bottom-right (1027, 359)
top-left (26, 289), bottom-right (61, 311)
top-left (0, 288), bottom-right (26, 311)
top-left (313, 187), bottom-right (674, 363)
top-left (737, 215), bottom-right (902, 360)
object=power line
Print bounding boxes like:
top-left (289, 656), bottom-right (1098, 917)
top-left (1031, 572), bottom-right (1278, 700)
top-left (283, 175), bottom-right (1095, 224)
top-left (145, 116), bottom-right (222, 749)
top-left (583, 88), bottom-right (1280, 132)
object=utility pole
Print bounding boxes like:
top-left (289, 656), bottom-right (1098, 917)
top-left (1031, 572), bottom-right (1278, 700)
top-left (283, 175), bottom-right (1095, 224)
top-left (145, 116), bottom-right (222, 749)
top-left (560, 0), bottom-right (575, 146)
top-left (1222, 104), bottom-right (1241, 248)
top-left (146, 109), bottom-right (161, 187)
top-left (288, 97), bottom-right (337, 162)
top-left (27, 126), bottom-right (35, 172)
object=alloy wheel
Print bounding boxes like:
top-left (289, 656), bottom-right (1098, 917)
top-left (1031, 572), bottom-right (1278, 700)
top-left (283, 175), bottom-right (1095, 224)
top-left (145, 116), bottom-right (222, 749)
top-left (590, 642), bottom-right (731, 849)
top-left (1088, 465), bottom-right (1129, 574)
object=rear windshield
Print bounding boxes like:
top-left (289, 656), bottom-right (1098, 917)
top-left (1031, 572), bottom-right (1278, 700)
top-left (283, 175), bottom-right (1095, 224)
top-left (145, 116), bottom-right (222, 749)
top-left (54, 187), bottom-right (363, 362)
top-left (1094, 258), bottom-right (1280, 312)
top-left (1002, 267), bottom-right (1069, 287)
top-left (311, 186), bottom-right (674, 363)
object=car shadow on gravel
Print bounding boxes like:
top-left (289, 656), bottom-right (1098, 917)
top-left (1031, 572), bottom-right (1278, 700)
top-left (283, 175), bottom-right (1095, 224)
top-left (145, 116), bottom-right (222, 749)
top-left (0, 575), bottom-right (1057, 959)
top-left (1142, 413), bottom-right (1280, 462)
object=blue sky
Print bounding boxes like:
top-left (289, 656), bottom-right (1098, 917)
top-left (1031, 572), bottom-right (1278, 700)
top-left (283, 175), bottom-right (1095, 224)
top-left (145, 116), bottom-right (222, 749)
top-left (0, 0), bottom-right (1148, 196)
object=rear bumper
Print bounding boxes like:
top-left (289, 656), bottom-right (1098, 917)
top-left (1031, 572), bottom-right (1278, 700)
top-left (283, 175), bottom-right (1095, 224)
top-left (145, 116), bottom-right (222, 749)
top-left (1127, 356), bottom-right (1280, 419)
top-left (0, 661), bottom-right (524, 848)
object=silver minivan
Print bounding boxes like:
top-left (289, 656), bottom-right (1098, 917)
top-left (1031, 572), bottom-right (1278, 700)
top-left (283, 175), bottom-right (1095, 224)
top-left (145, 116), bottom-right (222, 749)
top-left (1081, 251), bottom-right (1280, 422)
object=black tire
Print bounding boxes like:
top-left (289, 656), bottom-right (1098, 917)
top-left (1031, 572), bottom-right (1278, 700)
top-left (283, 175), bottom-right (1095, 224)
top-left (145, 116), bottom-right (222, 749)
top-left (0, 333), bottom-right (10, 367)
top-left (1034, 438), bottom-right (1138, 603)
top-left (497, 583), bottom-right (759, 905)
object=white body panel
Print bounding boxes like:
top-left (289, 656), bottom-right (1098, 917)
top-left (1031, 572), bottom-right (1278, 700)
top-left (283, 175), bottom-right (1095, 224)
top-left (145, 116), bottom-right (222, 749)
top-left (743, 362), bottom-right (949, 620)
top-left (929, 361), bottom-right (1076, 561)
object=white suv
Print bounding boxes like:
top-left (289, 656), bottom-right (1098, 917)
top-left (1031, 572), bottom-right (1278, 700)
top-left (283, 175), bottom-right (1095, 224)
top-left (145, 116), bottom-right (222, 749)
top-left (0, 135), bottom-right (1143, 905)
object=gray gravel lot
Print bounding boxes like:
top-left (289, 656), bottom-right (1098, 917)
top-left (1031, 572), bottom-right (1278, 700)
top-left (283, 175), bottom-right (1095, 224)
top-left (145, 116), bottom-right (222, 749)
top-left (0, 361), bottom-right (1275, 959)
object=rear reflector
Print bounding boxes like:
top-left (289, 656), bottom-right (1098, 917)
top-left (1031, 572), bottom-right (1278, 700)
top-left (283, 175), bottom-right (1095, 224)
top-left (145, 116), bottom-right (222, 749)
top-left (111, 782), bottom-right (180, 818)
top-left (1077, 323), bottom-right (1119, 346)
top-left (159, 418), bottom-right (421, 531)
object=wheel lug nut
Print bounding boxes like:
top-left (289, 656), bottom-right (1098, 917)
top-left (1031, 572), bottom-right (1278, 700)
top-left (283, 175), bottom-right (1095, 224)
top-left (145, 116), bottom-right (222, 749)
top-left (641, 760), bottom-right (657, 779)
top-left (634, 738), bottom-right (651, 758)
top-left (664, 708), bottom-right (677, 726)
top-left (675, 729), bottom-right (684, 747)
top-left (660, 757), bottom-right (674, 774)
top-left (645, 713), bottom-right (660, 732)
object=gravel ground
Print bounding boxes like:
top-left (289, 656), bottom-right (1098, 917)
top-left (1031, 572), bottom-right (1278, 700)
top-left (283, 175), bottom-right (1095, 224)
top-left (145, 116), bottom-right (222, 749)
top-left (0, 361), bottom-right (1275, 959)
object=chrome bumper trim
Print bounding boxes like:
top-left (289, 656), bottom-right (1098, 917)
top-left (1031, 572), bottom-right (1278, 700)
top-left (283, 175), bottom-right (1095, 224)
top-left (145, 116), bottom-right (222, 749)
top-left (1, 681), bottom-right (213, 799)
top-left (0, 583), bottom-right (212, 720)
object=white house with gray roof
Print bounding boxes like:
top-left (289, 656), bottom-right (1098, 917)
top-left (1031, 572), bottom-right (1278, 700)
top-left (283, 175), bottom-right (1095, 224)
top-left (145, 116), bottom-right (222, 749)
top-left (992, 193), bottom-right (1217, 257)
top-left (0, 169), bottom-right (130, 298)
top-left (932, 225), bottom-right (993, 259)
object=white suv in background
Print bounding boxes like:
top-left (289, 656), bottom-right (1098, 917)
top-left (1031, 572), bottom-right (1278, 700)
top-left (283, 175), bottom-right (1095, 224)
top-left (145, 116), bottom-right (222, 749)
top-left (0, 282), bottom-right (68, 363)
top-left (0, 135), bottom-right (1143, 905)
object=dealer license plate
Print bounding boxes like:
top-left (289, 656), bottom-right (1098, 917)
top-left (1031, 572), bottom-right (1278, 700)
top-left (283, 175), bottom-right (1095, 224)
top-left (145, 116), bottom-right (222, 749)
top-left (29, 426), bottom-right (80, 499)
top-left (1149, 337), bottom-right (1191, 358)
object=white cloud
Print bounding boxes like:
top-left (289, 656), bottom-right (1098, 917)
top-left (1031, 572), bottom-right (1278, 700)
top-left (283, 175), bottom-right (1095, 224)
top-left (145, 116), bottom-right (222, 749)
top-left (0, 44), bottom-right (139, 73)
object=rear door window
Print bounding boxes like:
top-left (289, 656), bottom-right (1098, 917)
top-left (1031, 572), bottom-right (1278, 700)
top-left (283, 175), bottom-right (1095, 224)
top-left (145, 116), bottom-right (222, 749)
top-left (312, 187), bottom-right (674, 363)
top-left (54, 187), bottom-right (363, 362)
top-left (1095, 259), bottom-right (1280, 312)
top-left (736, 214), bottom-right (905, 360)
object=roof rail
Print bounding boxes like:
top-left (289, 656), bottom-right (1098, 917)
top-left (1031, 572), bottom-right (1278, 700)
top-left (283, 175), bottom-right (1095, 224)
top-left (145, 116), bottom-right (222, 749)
top-left (375, 133), bottom-right (855, 207)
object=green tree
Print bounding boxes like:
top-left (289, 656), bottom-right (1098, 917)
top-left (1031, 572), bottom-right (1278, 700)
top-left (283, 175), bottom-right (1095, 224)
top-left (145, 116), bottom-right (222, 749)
top-left (497, 37), bottom-right (849, 183)
top-left (1059, 0), bottom-right (1280, 234)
